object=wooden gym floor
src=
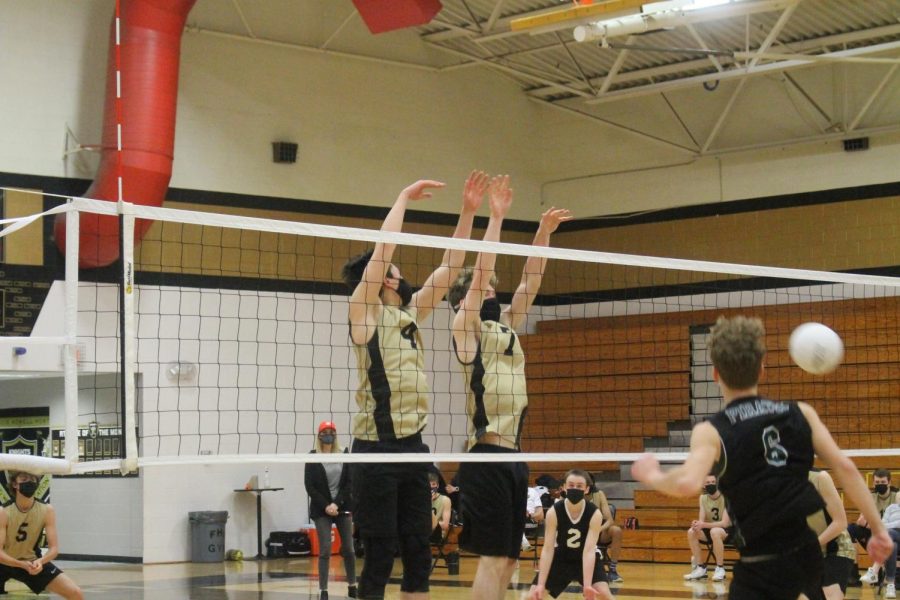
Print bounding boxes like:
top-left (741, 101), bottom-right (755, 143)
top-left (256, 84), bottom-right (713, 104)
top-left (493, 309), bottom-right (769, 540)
top-left (1, 557), bottom-right (876, 599)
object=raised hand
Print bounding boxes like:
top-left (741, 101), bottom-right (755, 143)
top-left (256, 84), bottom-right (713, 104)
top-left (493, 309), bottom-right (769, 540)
top-left (462, 170), bottom-right (489, 213)
top-left (867, 529), bottom-right (894, 564)
top-left (488, 175), bottom-right (513, 218)
top-left (400, 180), bottom-right (446, 201)
top-left (538, 207), bottom-right (573, 235)
top-left (631, 453), bottom-right (662, 485)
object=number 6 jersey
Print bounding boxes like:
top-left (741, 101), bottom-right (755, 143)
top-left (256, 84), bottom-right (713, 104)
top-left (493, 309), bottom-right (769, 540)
top-left (352, 305), bottom-right (429, 441)
top-left (708, 395), bottom-right (823, 554)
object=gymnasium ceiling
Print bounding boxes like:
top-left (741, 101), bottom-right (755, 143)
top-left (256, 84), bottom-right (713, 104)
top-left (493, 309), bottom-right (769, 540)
top-left (186, 0), bottom-right (900, 155)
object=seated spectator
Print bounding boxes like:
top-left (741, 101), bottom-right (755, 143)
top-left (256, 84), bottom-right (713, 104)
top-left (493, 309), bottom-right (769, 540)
top-left (684, 474), bottom-right (733, 583)
top-left (858, 496), bottom-right (900, 598)
top-left (802, 469), bottom-right (856, 600)
top-left (535, 475), bottom-right (560, 510)
top-left (522, 483), bottom-right (547, 551)
top-left (430, 472), bottom-right (452, 543)
top-left (855, 469), bottom-right (898, 585)
top-left (586, 475), bottom-right (624, 584)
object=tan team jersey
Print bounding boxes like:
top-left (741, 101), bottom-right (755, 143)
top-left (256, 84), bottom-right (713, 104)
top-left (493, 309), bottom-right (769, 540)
top-left (457, 319), bottom-right (528, 449)
top-left (806, 471), bottom-right (856, 560)
top-left (875, 489), bottom-right (895, 516)
top-left (352, 305), bottom-right (428, 441)
top-left (4, 501), bottom-right (48, 561)
top-left (700, 493), bottom-right (726, 524)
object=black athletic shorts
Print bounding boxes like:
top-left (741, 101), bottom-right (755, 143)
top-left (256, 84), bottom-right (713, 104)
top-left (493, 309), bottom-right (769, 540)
top-left (351, 434), bottom-right (432, 539)
top-left (0, 562), bottom-right (63, 594)
top-left (729, 534), bottom-right (823, 600)
top-left (822, 554), bottom-right (854, 593)
top-left (458, 444), bottom-right (528, 559)
top-left (533, 558), bottom-right (608, 598)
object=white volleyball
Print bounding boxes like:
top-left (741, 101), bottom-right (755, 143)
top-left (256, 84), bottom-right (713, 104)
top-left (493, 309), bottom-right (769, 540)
top-left (788, 322), bottom-right (844, 375)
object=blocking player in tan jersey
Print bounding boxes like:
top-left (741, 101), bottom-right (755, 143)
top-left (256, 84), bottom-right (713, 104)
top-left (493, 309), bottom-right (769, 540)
top-left (341, 174), bottom-right (485, 600)
top-left (801, 470), bottom-right (857, 600)
top-left (0, 472), bottom-right (82, 599)
top-left (449, 174), bottom-right (572, 600)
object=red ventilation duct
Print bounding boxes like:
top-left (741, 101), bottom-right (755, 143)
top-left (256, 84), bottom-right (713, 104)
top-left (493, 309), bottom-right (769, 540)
top-left (352, 0), bottom-right (443, 34)
top-left (55, 0), bottom-right (196, 268)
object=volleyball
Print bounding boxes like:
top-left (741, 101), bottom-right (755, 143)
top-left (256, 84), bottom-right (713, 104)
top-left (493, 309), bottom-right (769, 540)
top-left (788, 322), bottom-right (844, 375)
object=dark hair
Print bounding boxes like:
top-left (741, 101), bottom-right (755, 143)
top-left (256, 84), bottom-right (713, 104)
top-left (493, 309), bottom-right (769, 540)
top-left (428, 472), bottom-right (440, 484)
top-left (874, 468), bottom-right (892, 481)
top-left (564, 468), bottom-right (591, 486)
top-left (341, 249), bottom-right (376, 291)
top-left (709, 316), bottom-right (766, 389)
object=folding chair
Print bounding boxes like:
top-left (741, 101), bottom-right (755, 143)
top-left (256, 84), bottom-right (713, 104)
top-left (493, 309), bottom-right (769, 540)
top-left (524, 520), bottom-right (544, 566)
top-left (431, 524), bottom-right (461, 575)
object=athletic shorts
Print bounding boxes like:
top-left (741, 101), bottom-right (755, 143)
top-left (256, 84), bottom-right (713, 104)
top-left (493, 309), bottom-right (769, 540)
top-left (703, 526), bottom-right (736, 545)
top-left (822, 554), bottom-right (854, 593)
top-left (351, 434), bottom-right (432, 539)
top-left (0, 562), bottom-right (63, 594)
top-left (730, 534), bottom-right (823, 600)
top-left (458, 444), bottom-right (528, 559)
top-left (533, 558), bottom-right (608, 598)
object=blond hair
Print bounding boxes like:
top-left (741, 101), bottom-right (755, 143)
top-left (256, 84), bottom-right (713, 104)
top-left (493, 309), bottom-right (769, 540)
top-left (314, 433), bottom-right (344, 454)
top-left (447, 266), bottom-right (499, 309)
top-left (709, 316), bottom-right (766, 389)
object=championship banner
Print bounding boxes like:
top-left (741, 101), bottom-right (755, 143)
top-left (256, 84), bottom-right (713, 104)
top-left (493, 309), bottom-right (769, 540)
top-left (0, 407), bottom-right (51, 505)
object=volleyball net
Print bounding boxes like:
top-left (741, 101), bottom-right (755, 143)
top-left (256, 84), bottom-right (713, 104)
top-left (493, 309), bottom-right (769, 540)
top-left (0, 191), bottom-right (898, 476)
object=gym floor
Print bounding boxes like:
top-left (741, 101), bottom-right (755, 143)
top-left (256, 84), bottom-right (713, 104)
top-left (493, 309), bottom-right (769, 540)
top-left (1, 557), bottom-right (875, 599)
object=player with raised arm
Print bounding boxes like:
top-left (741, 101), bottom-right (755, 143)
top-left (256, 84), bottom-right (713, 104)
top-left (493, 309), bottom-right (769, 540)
top-left (0, 472), bottom-right (82, 600)
top-left (341, 172), bottom-right (487, 600)
top-left (448, 175), bottom-right (572, 600)
top-left (632, 316), bottom-right (892, 600)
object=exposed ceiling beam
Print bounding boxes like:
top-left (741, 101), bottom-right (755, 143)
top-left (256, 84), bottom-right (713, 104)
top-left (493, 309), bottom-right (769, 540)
top-left (320, 9), bottom-right (357, 50)
top-left (523, 24), bottom-right (900, 99)
top-left (685, 23), bottom-right (724, 73)
top-left (583, 39), bottom-right (900, 105)
top-left (598, 36), bottom-right (633, 95)
top-left (747, 1), bottom-right (801, 70)
top-left (848, 63), bottom-right (900, 132)
top-left (701, 77), bottom-right (748, 153)
top-left (484, 0), bottom-right (508, 33)
top-left (231, 0), bottom-right (256, 39)
top-left (421, 3), bottom-right (564, 42)
top-left (702, 123), bottom-right (900, 156)
top-left (781, 72), bottom-right (833, 133)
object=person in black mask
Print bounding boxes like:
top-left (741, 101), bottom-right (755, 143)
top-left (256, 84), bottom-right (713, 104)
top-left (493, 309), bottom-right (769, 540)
top-left (0, 471), bottom-right (82, 599)
top-left (529, 469), bottom-right (612, 600)
top-left (684, 474), bottom-right (733, 582)
top-left (854, 468), bottom-right (898, 584)
top-left (448, 174), bottom-right (572, 600)
top-left (340, 173), bottom-right (485, 600)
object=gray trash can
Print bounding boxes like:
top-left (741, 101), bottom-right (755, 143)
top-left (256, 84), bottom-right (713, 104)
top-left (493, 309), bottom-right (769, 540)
top-left (189, 511), bottom-right (228, 562)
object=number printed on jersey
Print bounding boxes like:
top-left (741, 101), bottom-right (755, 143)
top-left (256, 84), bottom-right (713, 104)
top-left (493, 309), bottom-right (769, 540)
top-left (399, 323), bottom-right (418, 349)
top-left (566, 528), bottom-right (582, 548)
top-left (15, 523), bottom-right (28, 542)
top-left (762, 425), bottom-right (789, 467)
top-left (497, 324), bottom-right (517, 356)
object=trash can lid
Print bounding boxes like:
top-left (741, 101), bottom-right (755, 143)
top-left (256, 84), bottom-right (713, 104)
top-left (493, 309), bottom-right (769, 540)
top-left (189, 511), bottom-right (229, 523)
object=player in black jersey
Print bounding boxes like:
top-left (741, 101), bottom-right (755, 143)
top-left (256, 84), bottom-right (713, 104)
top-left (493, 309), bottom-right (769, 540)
top-left (632, 316), bottom-right (891, 600)
top-left (529, 470), bottom-right (612, 600)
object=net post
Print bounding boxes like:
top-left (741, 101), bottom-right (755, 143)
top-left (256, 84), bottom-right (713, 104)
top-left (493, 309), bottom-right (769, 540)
top-left (119, 201), bottom-right (138, 473)
top-left (63, 202), bottom-right (80, 466)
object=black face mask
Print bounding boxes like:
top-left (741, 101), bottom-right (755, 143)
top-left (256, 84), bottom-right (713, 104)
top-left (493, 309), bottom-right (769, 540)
top-left (704, 484), bottom-right (718, 496)
top-left (430, 486), bottom-right (438, 496)
top-left (17, 481), bottom-right (37, 498)
top-left (564, 489), bottom-right (585, 504)
top-left (319, 434), bottom-right (335, 445)
top-left (480, 298), bottom-right (501, 323)
top-left (875, 484), bottom-right (889, 495)
top-left (394, 278), bottom-right (413, 306)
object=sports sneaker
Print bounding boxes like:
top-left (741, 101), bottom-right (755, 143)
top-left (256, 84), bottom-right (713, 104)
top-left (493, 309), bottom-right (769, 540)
top-left (860, 566), bottom-right (879, 584)
top-left (608, 569), bottom-right (624, 583)
top-left (886, 583), bottom-right (897, 599)
top-left (712, 566), bottom-right (726, 582)
top-left (683, 565), bottom-right (707, 580)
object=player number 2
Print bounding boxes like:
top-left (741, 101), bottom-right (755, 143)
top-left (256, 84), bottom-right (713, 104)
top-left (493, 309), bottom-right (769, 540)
top-left (400, 323), bottom-right (418, 349)
top-left (498, 325), bottom-right (517, 356)
top-left (567, 528), bottom-right (582, 548)
top-left (15, 523), bottom-right (28, 542)
top-left (762, 425), bottom-right (789, 467)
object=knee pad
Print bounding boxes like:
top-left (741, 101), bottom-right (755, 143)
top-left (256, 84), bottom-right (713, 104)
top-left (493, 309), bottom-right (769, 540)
top-left (399, 533), bottom-right (431, 593)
